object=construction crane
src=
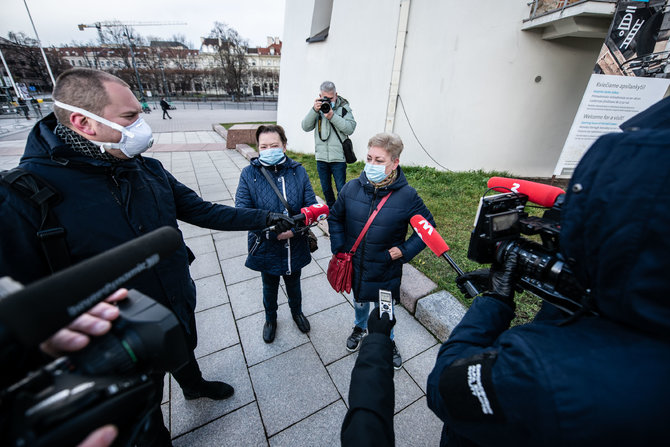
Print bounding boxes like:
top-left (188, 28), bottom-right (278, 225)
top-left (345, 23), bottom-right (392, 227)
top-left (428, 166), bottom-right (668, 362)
top-left (77, 21), bottom-right (187, 100)
top-left (77, 21), bottom-right (187, 45)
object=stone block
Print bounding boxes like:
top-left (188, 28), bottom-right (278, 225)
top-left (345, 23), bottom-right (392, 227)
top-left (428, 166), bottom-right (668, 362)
top-left (236, 143), bottom-right (258, 161)
top-left (211, 123), bottom-right (228, 139)
top-left (226, 124), bottom-right (260, 149)
top-left (400, 263), bottom-right (437, 314)
top-left (415, 291), bottom-right (467, 342)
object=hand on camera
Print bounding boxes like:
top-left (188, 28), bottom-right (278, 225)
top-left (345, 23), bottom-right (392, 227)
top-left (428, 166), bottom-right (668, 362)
top-left (40, 288), bottom-right (128, 357)
top-left (457, 251), bottom-right (519, 308)
top-left (368, 311), bottom-right (396, 336)
top-left (267, 212), bottom-right (295, 233)
top-left (313, 97), bottom-right (323, 112)
top-left (77, 425), bottom-right (118, 447)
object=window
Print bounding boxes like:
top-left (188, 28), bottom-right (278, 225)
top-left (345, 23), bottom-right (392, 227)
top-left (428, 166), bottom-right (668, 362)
top-left (306, 0), bottom-right (333, 43)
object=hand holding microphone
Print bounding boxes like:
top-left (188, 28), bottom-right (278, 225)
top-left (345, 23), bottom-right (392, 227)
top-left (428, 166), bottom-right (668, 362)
top-left (264, 203), bottom-right (329, 233)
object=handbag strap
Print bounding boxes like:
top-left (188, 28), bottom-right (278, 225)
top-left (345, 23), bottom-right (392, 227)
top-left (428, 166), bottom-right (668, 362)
top-left (350, 192), bottom-right (393, 254)
top-left (260, 165), bottom-right (296, 215)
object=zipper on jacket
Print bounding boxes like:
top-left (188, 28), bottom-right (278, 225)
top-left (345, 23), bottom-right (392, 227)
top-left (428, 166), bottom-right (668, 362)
top-left (281, 175), bottom-right (292, 275)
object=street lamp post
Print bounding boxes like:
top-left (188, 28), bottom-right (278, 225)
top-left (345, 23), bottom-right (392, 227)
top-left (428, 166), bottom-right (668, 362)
top-left (157, 50), bottom-right (169, 99)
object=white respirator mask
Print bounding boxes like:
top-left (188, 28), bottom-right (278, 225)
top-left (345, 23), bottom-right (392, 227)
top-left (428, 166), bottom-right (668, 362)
top-left (54, 100), bottom-right (154, 158)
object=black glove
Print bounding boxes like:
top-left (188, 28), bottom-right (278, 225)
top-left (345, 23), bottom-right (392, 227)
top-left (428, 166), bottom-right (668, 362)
top-left (456, 250), bottom-right (519, 308)
top-left (367, 310), bottom-right (396, 336)
top-left (266, 212), bottom-right (295, 233)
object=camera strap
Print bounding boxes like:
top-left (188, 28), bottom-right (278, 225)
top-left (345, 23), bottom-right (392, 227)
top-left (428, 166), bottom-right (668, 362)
top-left (0, 168), bottom-right (71, 273)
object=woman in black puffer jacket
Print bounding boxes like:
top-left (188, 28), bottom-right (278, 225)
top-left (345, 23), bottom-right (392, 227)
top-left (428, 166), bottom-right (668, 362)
top-left (236, 125), bottom-right (317, 343)
top-left (328, 132), bottom-right (434, 369)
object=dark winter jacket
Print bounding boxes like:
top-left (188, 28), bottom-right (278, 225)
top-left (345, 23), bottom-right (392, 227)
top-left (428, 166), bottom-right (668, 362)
top-left (328, 167), bottom-right (433, 302)
top-left (235, 156), bottom-right (317, 276)
top-left (0, 113), bottom-right (268, 333)
top-left (427, 96), bottom-right (670, 447)
top-left (341, 333), bottom-right (394, 446)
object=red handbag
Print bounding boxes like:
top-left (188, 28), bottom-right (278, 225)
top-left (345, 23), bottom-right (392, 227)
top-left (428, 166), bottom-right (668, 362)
top-left (327, 192), bottom-right (393, 293)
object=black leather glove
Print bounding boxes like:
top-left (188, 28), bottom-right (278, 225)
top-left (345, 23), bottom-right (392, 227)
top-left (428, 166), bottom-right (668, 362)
top-left (266, 212), bottom-right (295, 233)
top-left (456, 250), bottom-right (519, 308)
top-left (367, 310), bottom-right (396, 336)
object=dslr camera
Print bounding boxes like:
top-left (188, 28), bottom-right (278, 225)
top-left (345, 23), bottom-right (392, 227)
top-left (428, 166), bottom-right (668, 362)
top-left (318, 97), bottom-right (332, 113)
top-left (467, 181), bottom-right (590, 314)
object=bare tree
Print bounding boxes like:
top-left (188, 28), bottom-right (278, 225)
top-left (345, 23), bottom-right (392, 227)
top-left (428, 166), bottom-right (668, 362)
top-left (208, 22), bottom-right (249, 100)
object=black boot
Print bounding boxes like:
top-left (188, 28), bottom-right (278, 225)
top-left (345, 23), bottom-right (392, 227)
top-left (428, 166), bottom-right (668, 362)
top-left (263, 320), bottom-right (277, 343)
top-left (182, 379), bottom-right (234, 400)
top-left (292, 312), bottom-right (310, 333)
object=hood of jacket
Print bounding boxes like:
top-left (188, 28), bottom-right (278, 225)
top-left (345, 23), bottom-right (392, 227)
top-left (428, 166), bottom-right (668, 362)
top-left (560, 96), bottom-right (670, 337)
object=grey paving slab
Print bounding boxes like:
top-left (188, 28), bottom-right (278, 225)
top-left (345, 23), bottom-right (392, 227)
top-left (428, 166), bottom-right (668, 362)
top-left (237, 303), bottom-right (309, 366)
top-left (227, 276), bottom-right (287, 320)
top-left (393, 305), bottom-right (440, 363)
top-left (403, 344), bottom-right (441, 394)
top-left (184, 234), bottom-right (215, 256)
top-left (326, 352), bottom-right (358, 405)
top-left (173, 403), bottom-right (267, 447)
top-left (170, 345), bottom-right (255, 437)
top-left (162, 403), bottom-right (170, 433)
top-left (220, 254), bottom-right (261, 284)
top-left (249, 343), bottom-right (340, 436)
top-left (196, 174), bottom-right (225, 186)
top-left (194, 274), bottom-right (229, 312)
top-left (162, 375), bottom-right (169, 404)
top-left (189, 251), bottom-right (222, 280)
top-left (212, 229), bottom-right (247, 241)
top-left (269, 400), bottom-right (347, 447)
top-left (172, 172), bottom-right (196, 185)
top-left (178, 221), bottom-right (211, 238)
top-left (299, 273), bottom-right (347, 316)
top-left (214, 233), bottom-right (249, 259)
top-left (394, 397), bottom-right (444, 446)
top-left (392, 368), bottom-right (425, 414)
top-left (308, 302), bottom-right (356, 366)
top-left (200, 189), bottom-right (232, 202)
top-left (310, 235), bottom-right (333, 260)
top-left (194, 304), bottom-right (239, 359)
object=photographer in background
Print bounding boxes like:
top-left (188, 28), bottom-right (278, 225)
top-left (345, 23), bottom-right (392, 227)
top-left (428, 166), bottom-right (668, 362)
top-left (301, 81), bottom-right (357, 207)
top-left (426, 97), bottom-right (670, 446)
top-left (341, 311), bottom-right (396, 446)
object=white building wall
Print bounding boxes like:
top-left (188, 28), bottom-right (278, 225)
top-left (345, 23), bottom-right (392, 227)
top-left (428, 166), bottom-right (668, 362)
top-left (278, 0), bottom-right (603, 177)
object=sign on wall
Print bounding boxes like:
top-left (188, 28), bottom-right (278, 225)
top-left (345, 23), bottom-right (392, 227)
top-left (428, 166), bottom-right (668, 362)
top-left (553, 0), bottom-right (670, 177)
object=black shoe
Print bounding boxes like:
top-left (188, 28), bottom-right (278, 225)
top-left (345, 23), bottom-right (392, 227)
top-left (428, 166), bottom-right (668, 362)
top-left (346, 326), bottom-right (367, 352)
top-left (392, 341), bottom-right (402, 370)
top-left (263, 320), bottom-right (277, 343)
top-left (182, 380), bottom-right (234, 400)
top-left (292, 313), bottom-right (310, 333)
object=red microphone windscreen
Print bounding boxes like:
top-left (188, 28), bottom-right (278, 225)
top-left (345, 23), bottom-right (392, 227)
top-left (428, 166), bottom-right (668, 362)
top-left (487, 177), bottom-right (565, 208)
top-left (301, 203), bottom-right (329, 225)
top-left (410, 215), bottom-right (449, 257)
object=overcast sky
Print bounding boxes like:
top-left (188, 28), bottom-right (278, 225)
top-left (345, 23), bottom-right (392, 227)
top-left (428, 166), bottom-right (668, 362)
top-left (1, 0), bottom-right (286, 49)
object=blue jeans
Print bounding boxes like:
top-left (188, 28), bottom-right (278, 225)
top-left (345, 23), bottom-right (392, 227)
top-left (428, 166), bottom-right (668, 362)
top-left (316, 161), bottom-right (347, 207)
top-left (262, 271), bottom-right (302, 322)
top-left (353, 301), bottom-right (395, 340)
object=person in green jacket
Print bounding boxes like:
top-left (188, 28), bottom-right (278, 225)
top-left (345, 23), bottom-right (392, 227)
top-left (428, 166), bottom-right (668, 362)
top-left (301, 81), bottom-right (357, 207)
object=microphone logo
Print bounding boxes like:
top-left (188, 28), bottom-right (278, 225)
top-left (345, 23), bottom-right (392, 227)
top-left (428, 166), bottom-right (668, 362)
top-left (412, 219), bottom-right (434, 239)
top-left (511, 183), bottom-right (520, 192)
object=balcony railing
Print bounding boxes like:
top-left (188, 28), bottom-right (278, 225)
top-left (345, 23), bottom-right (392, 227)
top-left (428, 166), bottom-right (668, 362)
top-left (523, 0), bottom-right (617, 40)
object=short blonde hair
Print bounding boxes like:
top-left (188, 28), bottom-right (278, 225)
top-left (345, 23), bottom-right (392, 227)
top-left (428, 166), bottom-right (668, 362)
top-left (367, 132), bottom-right (403, 160)
top-left (52, 68), bottom-right (129, 125)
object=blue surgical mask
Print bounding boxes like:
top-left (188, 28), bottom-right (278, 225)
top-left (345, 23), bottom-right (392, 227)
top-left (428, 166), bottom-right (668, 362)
top-left (259, 148), bottom-right (285, 165)
top-left (364, 163), bottom-right (388, 183)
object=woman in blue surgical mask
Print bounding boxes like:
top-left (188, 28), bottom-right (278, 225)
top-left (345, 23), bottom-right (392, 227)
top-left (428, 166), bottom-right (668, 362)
top-left (235, 125), bottom-right (318, 343)
top-left (327, 133), bottom-right (435, 370)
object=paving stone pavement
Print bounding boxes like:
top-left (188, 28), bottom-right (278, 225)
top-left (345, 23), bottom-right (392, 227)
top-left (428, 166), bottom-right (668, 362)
top-left (0, 116), bottom-right (446, 446)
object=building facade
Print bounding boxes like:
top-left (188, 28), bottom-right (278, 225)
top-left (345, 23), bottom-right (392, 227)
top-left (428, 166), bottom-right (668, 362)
top-left (276, 0), bottom-right (617, 177)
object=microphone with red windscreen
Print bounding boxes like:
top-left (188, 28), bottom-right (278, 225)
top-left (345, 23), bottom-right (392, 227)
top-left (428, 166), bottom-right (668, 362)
top-left (487, 177), bottom-right (565, 207)
top-left (265, 203), bottom-right (329, 232)
top-left (410, 215), bottom-right (480, 298)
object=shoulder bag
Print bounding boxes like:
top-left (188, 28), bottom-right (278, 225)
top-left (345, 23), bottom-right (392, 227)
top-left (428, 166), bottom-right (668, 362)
top-left (327, 192), bottom-right (393, 293)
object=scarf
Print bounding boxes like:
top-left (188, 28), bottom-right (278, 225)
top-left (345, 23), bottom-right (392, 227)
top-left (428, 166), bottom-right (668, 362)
top-left (54, 123), bottom-right (121, 163)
